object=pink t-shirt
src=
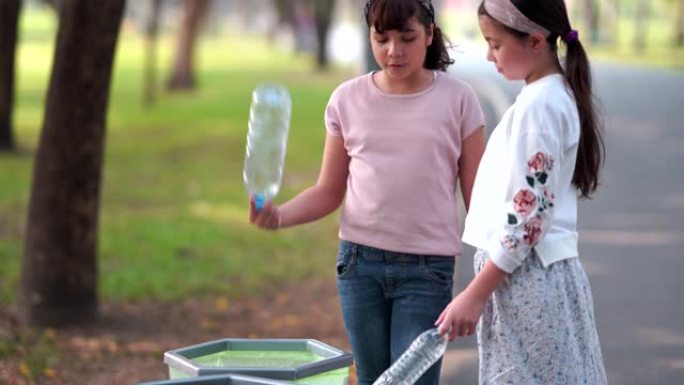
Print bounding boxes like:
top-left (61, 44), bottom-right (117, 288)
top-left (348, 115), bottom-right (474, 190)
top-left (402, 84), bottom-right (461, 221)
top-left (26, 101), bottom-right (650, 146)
top-left (325, 71), bottom-right (484, 256)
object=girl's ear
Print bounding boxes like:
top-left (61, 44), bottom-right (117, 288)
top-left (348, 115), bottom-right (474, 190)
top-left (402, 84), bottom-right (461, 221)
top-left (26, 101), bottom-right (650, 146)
top-left (528, 31), bottom-right (547, 51)
top-left (427, 23), bottom-right (435, 46)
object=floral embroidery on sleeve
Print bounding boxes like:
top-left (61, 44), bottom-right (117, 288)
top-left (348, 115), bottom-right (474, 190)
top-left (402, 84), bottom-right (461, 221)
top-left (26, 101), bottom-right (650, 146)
top-left (501, 151), bottom-right (556, 252)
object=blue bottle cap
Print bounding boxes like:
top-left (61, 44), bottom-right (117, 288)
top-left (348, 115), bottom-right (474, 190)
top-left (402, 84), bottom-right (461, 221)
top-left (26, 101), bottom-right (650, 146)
top-left (254, 193), bottom-right (265, 212)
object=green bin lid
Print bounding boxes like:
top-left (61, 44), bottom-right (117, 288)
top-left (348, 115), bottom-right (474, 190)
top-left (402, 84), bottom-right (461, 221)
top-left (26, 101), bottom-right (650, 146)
top-left (163, 338), bottom-right (353, 381)
top-left (139, 373), bottom-right (294, 385)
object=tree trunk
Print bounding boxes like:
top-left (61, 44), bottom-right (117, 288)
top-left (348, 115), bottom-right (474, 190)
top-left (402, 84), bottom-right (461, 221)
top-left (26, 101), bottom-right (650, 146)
top-left (39, 0), bottom-right (60, 9)
top-left (634, 0), bottom-right (650, 54)
top-left (312, 0), bottom-right (336, 70)
top-left (676, 0), bottom-right (684, 47)
top-left (18, 0), bottom-right (125, 327)
top-left (603, 0), bottom-right (620, 46)
top-left (143, 0), bottom-right (162, 106)
top-left (166, 0), bottom-right (209, 91)
top-left (581, 0), bottom-right (600, 44)
top-left (0, 0), bottom-right (20, 152)
top-left (269, 0), bottom-right (294, 48)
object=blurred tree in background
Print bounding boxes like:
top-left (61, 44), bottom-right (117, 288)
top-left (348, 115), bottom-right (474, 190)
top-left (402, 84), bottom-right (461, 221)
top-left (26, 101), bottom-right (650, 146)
top-left (271, 0), bottom-right (299, 46)
top-left (0, 0), bottom-right (21, 152)
top-left (634, 0), bottom-right (651, 53)
top-left (19, 0), bottom-right (126, 327)
top-left (38, 0), bottom-right (58, 9)
top-left (603, 0), bottom-right (621, 45)
top-left (167, 0), bottom-right (211, 91)
top-left (580, 0), bottom-right (600, 44)
top-left (285, 0), bottom-right (316, 53)
top-left (312, 0), bottom-right (337, 69)
top-left (675, 0), bottom-right (684, 46)
top-left (563, 0), bottom-right (683, 57)
top-left (143, 0), bottom-right (162, 105)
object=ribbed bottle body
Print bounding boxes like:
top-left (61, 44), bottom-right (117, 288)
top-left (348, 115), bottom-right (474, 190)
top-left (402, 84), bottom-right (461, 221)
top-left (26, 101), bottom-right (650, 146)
top-left (372, 328), bottom-right (448, 385)
top-left (243, 84), bottom-right (291, 209)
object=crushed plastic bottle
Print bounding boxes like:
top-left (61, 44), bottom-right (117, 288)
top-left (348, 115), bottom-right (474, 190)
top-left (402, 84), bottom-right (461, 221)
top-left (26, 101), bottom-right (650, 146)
top-left (372, 328), bottom-right (448, 385)
top-left (243, 83), bottom-right (292, 211)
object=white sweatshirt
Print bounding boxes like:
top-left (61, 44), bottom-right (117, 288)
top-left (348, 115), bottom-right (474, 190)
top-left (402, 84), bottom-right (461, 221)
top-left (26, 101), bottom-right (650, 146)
top-left (462, 74), bottom-right (581, 273)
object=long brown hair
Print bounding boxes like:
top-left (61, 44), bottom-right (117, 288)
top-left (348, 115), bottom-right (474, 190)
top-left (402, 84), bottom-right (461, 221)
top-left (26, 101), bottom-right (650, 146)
top-left (365, 0), bottom-right (453, 71)
top-left (478, 0), bottom-right (604, 198)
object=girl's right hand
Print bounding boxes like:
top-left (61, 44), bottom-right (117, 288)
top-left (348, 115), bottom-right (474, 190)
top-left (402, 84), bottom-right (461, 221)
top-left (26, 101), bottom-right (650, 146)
top-left (249, 197), bottom-right (281, 230)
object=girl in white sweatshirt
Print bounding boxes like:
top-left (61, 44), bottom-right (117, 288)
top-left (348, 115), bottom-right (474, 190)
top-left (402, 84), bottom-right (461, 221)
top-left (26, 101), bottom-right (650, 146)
top-left (437, 1), bottom-right (608, 383)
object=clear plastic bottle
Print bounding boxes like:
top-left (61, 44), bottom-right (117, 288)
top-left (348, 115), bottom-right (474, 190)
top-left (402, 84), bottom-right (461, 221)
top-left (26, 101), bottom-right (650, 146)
top-left (372, 328), bottom-right (448, 385)
top-left (243, 83), bottom-right (292, 211)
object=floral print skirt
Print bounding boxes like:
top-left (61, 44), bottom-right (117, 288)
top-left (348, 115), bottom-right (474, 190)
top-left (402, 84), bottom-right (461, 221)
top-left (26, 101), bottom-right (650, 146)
top-left (474, 249), bottom-right (608, 385)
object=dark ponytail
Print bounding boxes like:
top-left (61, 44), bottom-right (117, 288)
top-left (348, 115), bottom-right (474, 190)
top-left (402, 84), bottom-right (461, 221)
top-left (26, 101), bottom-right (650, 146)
top-left (479, 0), bottom-right (604, 198)
top-left (365, 0), bottom-right (454, 71)
top-left (564, 38), bottom-right (603, 198)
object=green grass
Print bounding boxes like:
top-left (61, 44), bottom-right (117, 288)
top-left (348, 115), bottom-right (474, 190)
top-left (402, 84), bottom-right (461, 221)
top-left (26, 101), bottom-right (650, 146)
top-left (0, 8), bottom-right (352, 304)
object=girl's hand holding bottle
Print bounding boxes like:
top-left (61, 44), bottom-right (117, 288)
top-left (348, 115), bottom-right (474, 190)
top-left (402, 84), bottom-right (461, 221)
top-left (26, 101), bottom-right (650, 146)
top-left (436, 260), bottom-right (508, 341)
top-left (435, 290), bottom-right (486, 341)
top-left (249, 197), bottom-right (281, 231)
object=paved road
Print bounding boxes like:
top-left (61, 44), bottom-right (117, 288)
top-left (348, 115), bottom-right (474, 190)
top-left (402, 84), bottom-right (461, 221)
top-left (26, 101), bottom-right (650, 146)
top-left (441, 50), bottom-right (684, 384)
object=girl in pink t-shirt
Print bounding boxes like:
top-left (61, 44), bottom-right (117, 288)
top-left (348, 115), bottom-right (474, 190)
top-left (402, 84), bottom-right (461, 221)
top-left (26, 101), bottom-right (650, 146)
top-left (250, 1), bottom-right (485, 384)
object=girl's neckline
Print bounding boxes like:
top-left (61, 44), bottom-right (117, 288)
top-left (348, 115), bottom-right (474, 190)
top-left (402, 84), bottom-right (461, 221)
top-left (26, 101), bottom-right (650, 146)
top-left (517, 73), bottom-right (567, 101)
top-left (369, 70), bottom-right (438, 97)
top-left (524, 72), bottom-right (563, 88)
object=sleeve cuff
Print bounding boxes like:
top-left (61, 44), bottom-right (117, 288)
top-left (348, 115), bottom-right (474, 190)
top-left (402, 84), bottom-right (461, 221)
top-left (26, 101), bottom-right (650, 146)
top-left (488, 242), bottom-right (520, 274)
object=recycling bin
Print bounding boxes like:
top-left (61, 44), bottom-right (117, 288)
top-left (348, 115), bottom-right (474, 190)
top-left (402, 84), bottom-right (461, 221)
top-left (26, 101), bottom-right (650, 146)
top-left (162, 338), bottom-right (353, 385)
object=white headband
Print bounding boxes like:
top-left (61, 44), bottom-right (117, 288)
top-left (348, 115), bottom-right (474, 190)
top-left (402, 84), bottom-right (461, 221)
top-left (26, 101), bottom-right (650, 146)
top-left (483, 0), bottom-right (549, 37)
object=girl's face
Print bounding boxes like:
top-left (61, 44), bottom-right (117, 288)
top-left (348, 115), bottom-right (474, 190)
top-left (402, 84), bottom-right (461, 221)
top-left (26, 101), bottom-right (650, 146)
top-left (478, 15), bottom-right (537, 82)
top-left (370, 17), bottom-right (433, 81)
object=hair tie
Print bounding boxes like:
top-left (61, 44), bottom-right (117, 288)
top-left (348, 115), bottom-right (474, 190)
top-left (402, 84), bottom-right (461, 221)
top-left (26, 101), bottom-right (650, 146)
top-left (562, 29), bottom-right (579, 43)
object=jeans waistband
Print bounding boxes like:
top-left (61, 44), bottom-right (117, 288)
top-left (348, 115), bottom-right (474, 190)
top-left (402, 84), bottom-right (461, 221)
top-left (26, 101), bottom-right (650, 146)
top-left (341, 240), bottom-right (452, 263)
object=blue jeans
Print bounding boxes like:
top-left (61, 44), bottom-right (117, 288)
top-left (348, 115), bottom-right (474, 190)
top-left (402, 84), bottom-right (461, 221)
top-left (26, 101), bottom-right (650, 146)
top-left (335, 240), bottom-right (454, 385)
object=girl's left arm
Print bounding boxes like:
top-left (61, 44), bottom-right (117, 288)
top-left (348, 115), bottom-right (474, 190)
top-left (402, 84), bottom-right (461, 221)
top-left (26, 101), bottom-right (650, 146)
top-left (458, 126), bottom-right (485, 211)
top-left (438, 112), bottom-right (564, 340)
